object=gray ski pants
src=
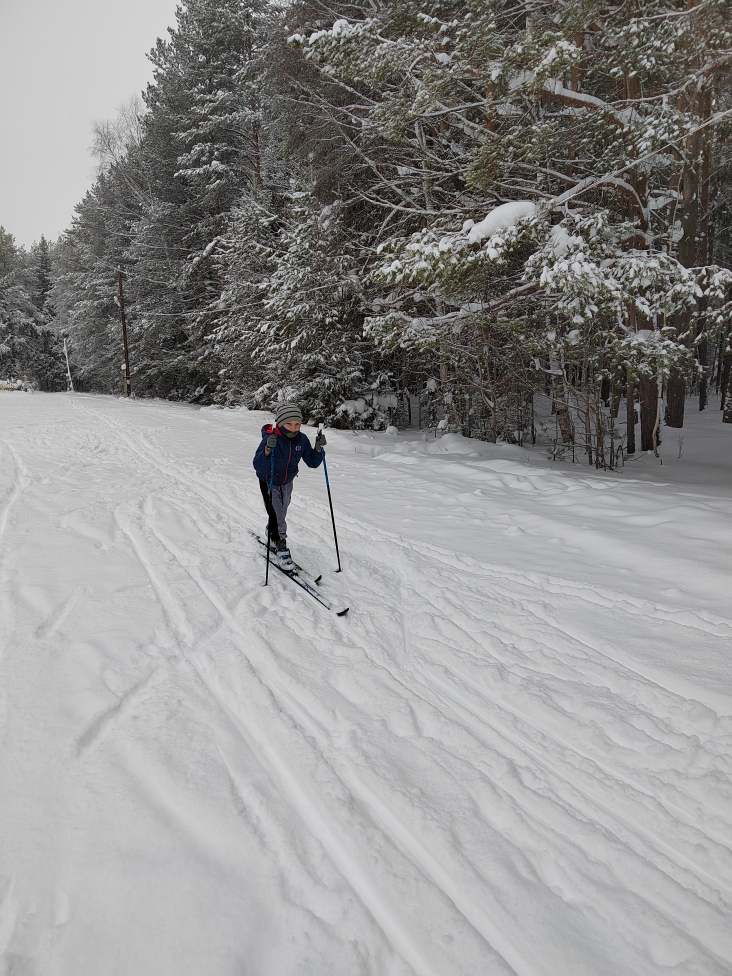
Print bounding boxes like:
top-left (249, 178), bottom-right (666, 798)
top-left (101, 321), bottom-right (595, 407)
top-left (259, 479), bottom-right (294, 542)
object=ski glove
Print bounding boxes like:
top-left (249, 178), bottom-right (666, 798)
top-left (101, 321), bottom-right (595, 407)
top-left (315, 431), bottom-right (327, 452)
top-left (264, 433), bottom-right (278, 455)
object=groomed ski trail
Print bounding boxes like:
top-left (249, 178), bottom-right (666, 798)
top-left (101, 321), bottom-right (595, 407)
top-left (0, 392), bottom-right (730, 976)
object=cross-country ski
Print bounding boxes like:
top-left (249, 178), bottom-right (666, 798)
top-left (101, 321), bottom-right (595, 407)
top-left (254, 534), bottom-right (323, 583)
top-left (255, 535), bottom-right (349, 616)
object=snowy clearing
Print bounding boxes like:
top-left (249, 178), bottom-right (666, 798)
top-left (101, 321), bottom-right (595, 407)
top-left (1, 393), bottom-right (731, 976)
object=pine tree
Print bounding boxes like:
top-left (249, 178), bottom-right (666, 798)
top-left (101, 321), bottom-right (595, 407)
top-left (52, 0), bottom-right (732, 456)
top-left (30, 235), bottom-right (54, 312)
top-left (210, 195), bottom-right (279, 403)
top-left (261, 192), bottom-right (369, 424)
top-left (294, 0), bottom-right (732, 454)
top-left (133, 0), bottom-right (270, 398)
top-left (57, 0), bottom-right (273, 399)
top-left (0, 227), bottom-right (65, 390)
top-left (53, 175), bottom-right (139, 393)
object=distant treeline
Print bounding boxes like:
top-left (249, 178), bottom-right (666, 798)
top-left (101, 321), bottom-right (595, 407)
top-left (0, 229), bottom-right (66, 391)
top-left (5, 0), bottom-right (732, 465)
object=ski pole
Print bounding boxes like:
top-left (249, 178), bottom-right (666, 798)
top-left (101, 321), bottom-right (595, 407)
top-left (320, 434), bottom-right (342, 573)
top-left (265, 444), bottom-right (275, 585)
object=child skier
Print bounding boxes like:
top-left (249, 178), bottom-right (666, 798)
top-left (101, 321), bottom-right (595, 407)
top-left (253, 402), bottom-right (326, 570)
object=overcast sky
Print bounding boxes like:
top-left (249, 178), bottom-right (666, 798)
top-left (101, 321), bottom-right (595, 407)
top-left (0, 0), bottom-right (180, 249)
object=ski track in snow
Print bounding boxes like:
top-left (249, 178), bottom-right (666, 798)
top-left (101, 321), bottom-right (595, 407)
top-left (0, 441), bottom-right (28, 546)
top-left (113, 503), bottom-right (451, 976)
top-left (0, 393), bottom-right (731, 976)
top-left (99, 407), bottom-right (511, 975)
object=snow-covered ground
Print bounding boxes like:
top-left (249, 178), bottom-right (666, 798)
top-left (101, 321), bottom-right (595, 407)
top-left (1, 392), bottom-right (731, 976)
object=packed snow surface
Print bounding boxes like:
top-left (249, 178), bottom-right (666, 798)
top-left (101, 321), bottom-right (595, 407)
top-left (1, 393), bottom-right (731, 976)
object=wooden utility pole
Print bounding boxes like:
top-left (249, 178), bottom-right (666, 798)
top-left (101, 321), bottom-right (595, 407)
top-left (116, 269), bottom-right (132, 397)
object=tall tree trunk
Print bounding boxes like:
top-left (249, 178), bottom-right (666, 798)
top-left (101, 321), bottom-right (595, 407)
top-left (626, 372), bottom-right (636, 454)
top-left (652, 377), bottom-right (663, 456)
top-left (416, 121), bottom-right (434, 212)
top-left (582, 393), bottom-right (593, 465)
top-left (677, 84), bottom-right (707, 268)
top-left (697, 86), bottom-right (712, 413)
top-left (714, 329), bottom-right (725, 393)
top-left (668, 80), bottom-right (710, 426)
top-left (722, 342), bottom-right (732, 423)
top-left (698, 87), bottom-right (713, 267)
top-left (550, 353), bottom-right (574, 444)
top-left (252, 114), bottom-right (263, 189)
top-left (665, 370), bottom-right (686, 427)
top-left (724, 381), bottom-right (732, 425)
top-left (698, 329), bottom-right (708, 411)
top-left (640, 376), bottom-right (657, 451)
top-left (611, 383), bottom-right (620, 420)
top-left (600, 375), bottom-right (610, 406)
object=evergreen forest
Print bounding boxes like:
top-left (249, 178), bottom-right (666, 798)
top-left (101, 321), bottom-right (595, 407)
top-left (3, 0), bottom-right (732, 466)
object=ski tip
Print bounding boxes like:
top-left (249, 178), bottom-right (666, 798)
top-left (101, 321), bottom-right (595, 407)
top-left (314, 575), bottom-right (322, 585)
top-left (337, 607), bottom-right (350, 617)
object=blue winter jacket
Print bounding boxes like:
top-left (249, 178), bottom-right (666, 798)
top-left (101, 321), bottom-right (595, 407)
top-left (253, 424), bottom-right (323, 486)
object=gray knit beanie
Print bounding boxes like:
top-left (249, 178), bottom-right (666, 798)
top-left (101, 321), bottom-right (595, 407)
top-left (275, 402), bottom-right (303, 426)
